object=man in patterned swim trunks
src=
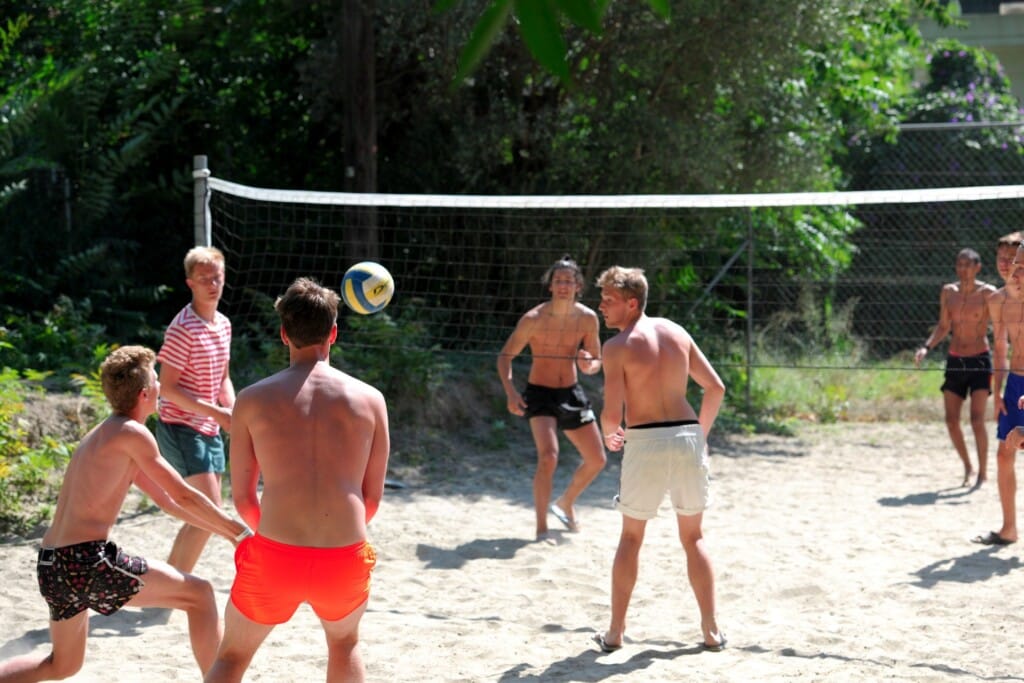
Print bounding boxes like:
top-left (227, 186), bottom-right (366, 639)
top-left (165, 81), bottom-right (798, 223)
top-left (497, 255), bottom-right (607, 539)
top-left (205, 278), bottom-right (390, 683)
top-left (0, 346), bottom-right (251, 682)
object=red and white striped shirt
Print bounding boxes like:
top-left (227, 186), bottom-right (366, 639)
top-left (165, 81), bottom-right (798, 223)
top-left (157, 305), bottom-right (232, 437)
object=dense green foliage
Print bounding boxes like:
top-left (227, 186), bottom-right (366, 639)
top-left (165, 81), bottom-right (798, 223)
top-left (1, 3), bottom-right (955, 349)
top-left (2, 0), bottom-right (1015, 534)
top-left (0, 1), bottom-right (999, 388)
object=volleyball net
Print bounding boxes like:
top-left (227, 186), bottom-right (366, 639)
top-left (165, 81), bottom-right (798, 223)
top-left (196, 159), bottom-right (1024, 373)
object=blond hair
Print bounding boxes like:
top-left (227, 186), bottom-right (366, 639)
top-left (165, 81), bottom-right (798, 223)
top-left (997, 232), bottom-right (1023, 250)
top-left (100, 345), bottom-right (156, 415)
top-left (596, 266), bottom-right (648, 311)
top-left (184, 246), bottom-right (225, 278)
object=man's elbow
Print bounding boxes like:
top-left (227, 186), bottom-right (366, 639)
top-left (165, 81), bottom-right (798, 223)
top-left (364, 497), bottom-right (381, 524)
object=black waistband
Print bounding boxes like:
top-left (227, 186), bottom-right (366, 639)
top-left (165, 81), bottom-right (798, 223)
top-left (628, 419), bottom-right (699, 430)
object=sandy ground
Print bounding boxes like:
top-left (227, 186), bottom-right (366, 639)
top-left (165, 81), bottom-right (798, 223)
top-left (1, 421), bottom-right (1023, 682)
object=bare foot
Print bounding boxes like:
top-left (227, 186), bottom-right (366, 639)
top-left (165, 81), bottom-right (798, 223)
top-left (961, 470), bottom-right (977, 488)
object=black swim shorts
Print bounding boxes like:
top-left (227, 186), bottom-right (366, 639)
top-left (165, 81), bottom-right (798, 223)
top-left (37, 539), bottom-right (148, 621)
top-left (941, 352), bottom-right (992, 400)
top-left (522, 383), bottom-right (596, 431)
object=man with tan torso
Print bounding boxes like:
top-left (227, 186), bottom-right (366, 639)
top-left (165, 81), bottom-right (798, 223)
top-left (205, 278), bottom-right (389, 683)
top-left (915, 248), bottom-right (995, 487)
top-left (593, 266), bottom-right (726, 653)
top-left (498, 256), bottom-right (606, 539)
top-left (0, 346), bottom-right (250, 682)
top-left (976, 239), bottom-right (1024, 545)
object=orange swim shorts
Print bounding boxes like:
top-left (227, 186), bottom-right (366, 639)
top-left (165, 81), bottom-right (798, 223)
top-left (230, 534), bottom-right (376, 625)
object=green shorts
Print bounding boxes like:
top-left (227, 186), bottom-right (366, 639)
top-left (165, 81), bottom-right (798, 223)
top-left (156, 420), bottom-right (226, 477)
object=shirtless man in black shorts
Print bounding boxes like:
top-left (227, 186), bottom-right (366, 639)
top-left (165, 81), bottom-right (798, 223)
top-left (0, 346), bottom-right (250, 682)
top-left (915, 248), bottom-right (996, 487)
top-left (498, 256), bottom-right (607, 539)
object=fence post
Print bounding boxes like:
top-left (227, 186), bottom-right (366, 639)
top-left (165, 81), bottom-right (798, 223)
top-left (746, 210), bottom-right (754, 414)
top-left (193, 155), bottom-right (211, 247)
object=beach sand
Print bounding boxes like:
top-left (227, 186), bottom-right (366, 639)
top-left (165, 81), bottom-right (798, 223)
top-left (1, 421), bottom-right (1022, 681)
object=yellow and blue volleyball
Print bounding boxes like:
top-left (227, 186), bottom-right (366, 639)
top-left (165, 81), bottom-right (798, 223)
top-left (341, 261), bottom-right (395, 314)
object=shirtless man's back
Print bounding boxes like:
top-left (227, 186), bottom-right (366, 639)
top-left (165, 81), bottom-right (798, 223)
top-left (595, 265), bottom-right (726, 653)
top-left (206, 278), bottom-right (389, 683)
top-left (231, 361), bottom-right (385, 547)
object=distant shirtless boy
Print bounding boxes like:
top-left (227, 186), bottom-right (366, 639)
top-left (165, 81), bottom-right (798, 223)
top-left (497, 256), bottom-right (606, 539)
top-left (0, 346), bottom-right (250, 682)
top-left (915, 248), bottom-right (995, 487)
top-left (205, 278), bottom-right (390, 682)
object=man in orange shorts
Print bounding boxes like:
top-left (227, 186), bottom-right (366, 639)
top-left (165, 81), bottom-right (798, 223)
top-left (204, 278), bottom-right (390, 683)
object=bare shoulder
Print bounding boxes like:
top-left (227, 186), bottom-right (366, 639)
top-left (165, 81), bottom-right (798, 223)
top-left (520, 302), bottom-right (547, 323)
top-left (105, 415), bottom-right (154, 443)
top-left (978, 281), bottom-right (998, 295)
top-left (95, 416), bottom-right (158, 463)
top-left (649, 316), bottom-right (688, 336)
top-left (574, 302), bottom-right (599, 319)
top-left (334, 366), bottom-right (385, 401)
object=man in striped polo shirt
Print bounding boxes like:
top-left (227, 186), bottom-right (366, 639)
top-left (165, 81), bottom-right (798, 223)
top-left (156, 246), bottom-right (235, 573)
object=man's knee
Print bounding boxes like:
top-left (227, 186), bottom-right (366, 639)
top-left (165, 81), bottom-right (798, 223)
top-left (179, 575), bottom-right (217, 611)
top-left (535, 449), bottom-right (559, 471)
top-left (46, 650), bottom-right (85, 680)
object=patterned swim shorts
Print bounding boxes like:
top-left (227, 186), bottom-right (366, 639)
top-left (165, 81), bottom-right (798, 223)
top-left (37, 540), bottom-right (148, 621)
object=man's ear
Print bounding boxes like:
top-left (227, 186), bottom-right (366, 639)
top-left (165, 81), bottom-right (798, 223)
top-left (280, 326), bottom-right (289, 346)
top-left (328, 323), bottom-right (338, 345)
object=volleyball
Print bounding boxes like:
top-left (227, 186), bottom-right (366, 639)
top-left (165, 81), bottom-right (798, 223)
top-left (341, 261), bottom-right (395, 314)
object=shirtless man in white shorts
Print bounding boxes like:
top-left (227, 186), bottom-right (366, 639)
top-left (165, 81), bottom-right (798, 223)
top-left (594, 265), bottom-right (726, 653)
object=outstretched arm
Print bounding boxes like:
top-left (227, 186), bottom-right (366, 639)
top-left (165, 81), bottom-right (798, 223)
top-left (130, 427), bottom-right (249, 544)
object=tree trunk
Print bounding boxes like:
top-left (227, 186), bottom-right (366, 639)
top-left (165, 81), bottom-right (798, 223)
top-left (342, 0), bottom-right (379, 262)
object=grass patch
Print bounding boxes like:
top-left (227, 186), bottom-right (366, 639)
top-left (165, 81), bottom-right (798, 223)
top-left (748, 358), bottom-right (942, 424)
